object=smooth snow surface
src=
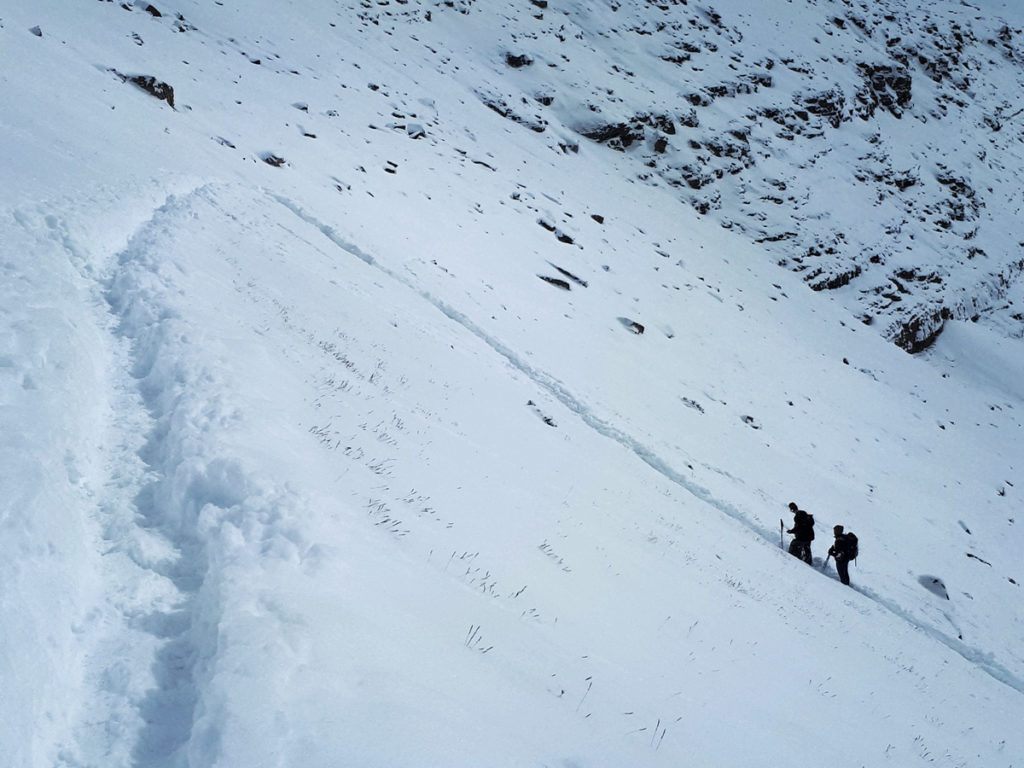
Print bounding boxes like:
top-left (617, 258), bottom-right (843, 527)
top-left (1, 1), bottom-right (1023, 767)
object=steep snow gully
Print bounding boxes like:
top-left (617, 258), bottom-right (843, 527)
top-left (273, 191), bottom-right (1024, 700)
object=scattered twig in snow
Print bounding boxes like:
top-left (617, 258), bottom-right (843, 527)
top-left (576, 677), bottom-right (593, 713)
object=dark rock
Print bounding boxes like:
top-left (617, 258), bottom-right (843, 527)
top-left (538, 275), bottom-right (571, 290)
top-left (591, 214), bottom-right (605, 224)
top-left (806, 264), bottom-right (862, 291)
top-left (505, 53), bottom-right (534, 68)
top-left (144, 4), bottom-right (162, 17)
top-left (678, 109), bottom-right (699, 128)
top-left (678, 164), bottom-right (715, 190)
top-left (581, 112), bottom-right (678, 150)
top-left (261, 153), bottom-right (286, 167)
top-left (681, 397), bottom-right (704, 413)
top-left (579, 121), bottom-right (645, 150)
top-left (742, 72), bottom-right (773, 89)
top-left (618, 318), bottom-right (645, 334)
top-left (891, 171), bottom-right (917, 190)
top-left (935, 171), bottom-right (974, 199)
top-left (856, 63), bottom-right (912, 119)
top-left (890, 308), bottom-right (951, 353)
top-left (527, 400), bottom-right (557, 427)
top-left (29, 25), bottom-right (43, 37)
top-left (649, 114), bottom-right (676, 134)
top-left (755, 231), bottom-right (798, 244)
top-left (480, 95), bottom-right (547, 132)
top-left (111, 70), bottom-right (176, 108)
top-left (798, 87), bottom-right (846, 128)
top-left (551, 264), bottom-right (587, 287)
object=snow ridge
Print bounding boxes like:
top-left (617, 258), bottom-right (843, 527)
top-left (854, 584), bottom-right (1024, 696)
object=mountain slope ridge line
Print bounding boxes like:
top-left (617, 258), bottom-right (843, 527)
top-left (270, 190), bottom-right (1024, 699)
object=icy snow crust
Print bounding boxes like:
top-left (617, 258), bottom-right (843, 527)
top-left (1, 0), bottom-right (1022, 766)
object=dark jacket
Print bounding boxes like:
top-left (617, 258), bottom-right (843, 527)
top-left (830, 533), bottom-right (856, 560)
top-left (787, 510), bottom-right (815, 542)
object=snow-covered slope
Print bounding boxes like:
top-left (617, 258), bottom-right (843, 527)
top-left (1, 1), bottom-right (1022, 766)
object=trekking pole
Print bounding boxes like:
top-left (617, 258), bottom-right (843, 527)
top-left (779, 519), bottom-right (784, 550)
top-left (823, 553), bottom-right (832, 572)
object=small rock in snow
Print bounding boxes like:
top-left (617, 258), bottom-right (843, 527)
top-left (618, 317), bottom-right (645, 334)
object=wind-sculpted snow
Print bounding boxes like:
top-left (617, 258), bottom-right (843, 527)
top-left (2, 0), bottom-right (1024, 766)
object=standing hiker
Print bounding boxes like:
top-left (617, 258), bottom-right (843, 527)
top-left (827, 525), bottom-right (859, 585)
top-left (785, 502), bottom-right (814, 565)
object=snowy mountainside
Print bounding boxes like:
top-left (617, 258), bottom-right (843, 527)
top-left (453, 0), bottom-right (1024, 352)
top-left (1, 1), bottom-right (1023, 767)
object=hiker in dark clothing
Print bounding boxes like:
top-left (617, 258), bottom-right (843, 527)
top-left (828, 525), bottom-right (858, 585)
top-left (786, 502), bottom-right (814, 564)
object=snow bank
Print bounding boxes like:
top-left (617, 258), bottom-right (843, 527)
top-left (0, 212), bottom-right (108, 766)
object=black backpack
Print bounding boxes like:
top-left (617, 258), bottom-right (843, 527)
top-left (845, 532), bottom-right (858, 560)
top-left (805, 513), bottom-right (815, 541)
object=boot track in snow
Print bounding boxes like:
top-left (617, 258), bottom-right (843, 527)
top-left (47, 187), bottom-right (220, 767)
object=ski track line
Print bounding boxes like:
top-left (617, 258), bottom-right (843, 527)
top-left (271, 191), bottom-right (1024, 700)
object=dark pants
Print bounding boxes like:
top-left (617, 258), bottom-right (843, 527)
top-left (836, 556), bottom-right (850, 585)
top-left (788, 539), bottom-right (812, 564)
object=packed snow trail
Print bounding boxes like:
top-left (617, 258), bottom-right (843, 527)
top-left (273, 192), bottom-right (1024, 700)
top-left (21, 187), bottom-right (216, 767)
top-left (21, 186), bottom-right (306, 767)
top-left (99, 188), bottom-right (210, 767)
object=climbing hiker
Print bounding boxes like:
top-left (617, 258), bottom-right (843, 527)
top-left (827, 525), bottom-right (859, 586)
top-left (785, 502), bottom-right (814, 565)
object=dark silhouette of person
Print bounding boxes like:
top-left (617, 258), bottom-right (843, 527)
top-left (786, 502), bottom-right (814, 564)
top-left (829, 525), bottom-right (857, 585)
